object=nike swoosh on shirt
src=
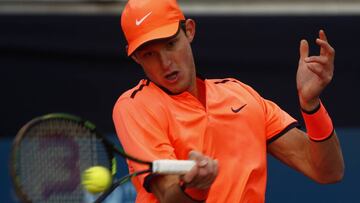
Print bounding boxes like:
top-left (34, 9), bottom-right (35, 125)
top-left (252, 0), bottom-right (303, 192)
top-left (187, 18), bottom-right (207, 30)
top-left (135, 11), bottom-right (152, 26)
top-left (231, 104), bottom-right (247, 113)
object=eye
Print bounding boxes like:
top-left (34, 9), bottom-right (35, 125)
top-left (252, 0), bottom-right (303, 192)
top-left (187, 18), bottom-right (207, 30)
top-left (142, 51), bottom-right (153, 58)
top-left (168, 41), bottom-right (175, 47)
top-left (167, 38), bottom-right (178, 48)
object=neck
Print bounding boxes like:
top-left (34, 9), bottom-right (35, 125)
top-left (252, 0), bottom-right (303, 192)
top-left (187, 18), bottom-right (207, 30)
top-left (154, 76), bottom-right (207, 107)
top-left (193, 78), bottom-right (206, 107)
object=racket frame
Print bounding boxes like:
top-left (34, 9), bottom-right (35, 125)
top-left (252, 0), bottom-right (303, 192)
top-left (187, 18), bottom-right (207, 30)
top-left (10, 113), bottom-right (194, 203)
top-left (9, 113), bottom-right (118, 203)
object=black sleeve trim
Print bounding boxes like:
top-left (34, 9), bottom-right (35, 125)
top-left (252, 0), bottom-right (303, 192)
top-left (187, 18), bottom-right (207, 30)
top-left (267, 122), bottom-right (300, 144)
top-left (143, 173), bottom-right (159, 193)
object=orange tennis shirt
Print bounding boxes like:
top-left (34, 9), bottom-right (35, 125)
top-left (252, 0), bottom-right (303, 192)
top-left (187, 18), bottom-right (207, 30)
top-left (113, 77), bottom-right (298, 202)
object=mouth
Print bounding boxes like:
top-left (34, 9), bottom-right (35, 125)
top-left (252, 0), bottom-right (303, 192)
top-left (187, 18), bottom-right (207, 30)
top-left (164, 71), bottom-right (179, 83)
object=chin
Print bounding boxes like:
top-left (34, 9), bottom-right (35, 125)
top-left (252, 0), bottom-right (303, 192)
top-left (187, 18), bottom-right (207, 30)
top-left (158, 78), bottom-right (192, 94)
top-left (167, 84), bottom-right (189, 95)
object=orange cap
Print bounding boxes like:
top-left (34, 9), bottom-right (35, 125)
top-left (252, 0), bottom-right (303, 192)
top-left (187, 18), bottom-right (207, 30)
top-left (121, 0), bottom-right (185, 56)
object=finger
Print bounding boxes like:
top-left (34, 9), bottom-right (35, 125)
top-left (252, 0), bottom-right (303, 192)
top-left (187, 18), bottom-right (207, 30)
top-left (307, 63), bottom-right (325, 78)
top-left (319, 30), bottom-right (328, 55)
top-left (185, 168), bottom-right (207, 188)
top-left (186, 151), bottom-right (206, 186)
top-left (316, 38), bottom-right (335, 57)
top-left (183, 151), bottom-right (207, 184)
top-left (213, 159), bottom-right (219, 178)
top-left (304, 56), bottom-right (328, 65)
top-left (197, 160), bottom-right (218, 189)
top-left (299, 39), bottom-right (309, 60)
top-left (307, 63), bottom-right (334, 84)
top-left (185, 162), bottom-right (210, 187)
top-left (182, 163), bottom-right (198, 184)
top-left (186, 151), bottom-right (219, 188)
top-left (319, 29), bottom-right (328, 42)
top-left (188, 159), bottom-right (218, 189)
top-left (189, 150), bottom-right (208, 167)
top-left (188, 150), bottom-right (202, 160)
top-left (198, 159), bottom-right (214, 183)
top-left (198, 159), bottom-right (209, 168)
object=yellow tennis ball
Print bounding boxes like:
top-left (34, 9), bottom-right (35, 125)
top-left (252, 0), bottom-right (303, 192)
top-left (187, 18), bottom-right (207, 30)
top-left (81, 166), bottom-right (112, 194)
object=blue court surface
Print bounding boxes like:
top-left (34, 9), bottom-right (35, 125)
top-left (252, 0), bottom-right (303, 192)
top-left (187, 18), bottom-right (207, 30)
top-left (1, 128), bottom-right (358, 203)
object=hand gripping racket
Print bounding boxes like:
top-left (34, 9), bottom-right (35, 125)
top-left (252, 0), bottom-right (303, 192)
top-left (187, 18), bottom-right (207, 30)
top-left (10, 113), bottom-right (195, 203)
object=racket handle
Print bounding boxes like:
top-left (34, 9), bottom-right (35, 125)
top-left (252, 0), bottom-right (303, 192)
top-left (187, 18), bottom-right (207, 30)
top-left (152, 160), bottom-right (196, 174)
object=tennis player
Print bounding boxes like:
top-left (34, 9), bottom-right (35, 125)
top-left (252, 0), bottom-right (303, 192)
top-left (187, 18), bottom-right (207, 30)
top-left (113, 0), bottom-right (345, 202)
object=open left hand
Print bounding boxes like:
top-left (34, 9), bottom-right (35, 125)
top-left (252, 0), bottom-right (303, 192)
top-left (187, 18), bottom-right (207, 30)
top-left (297, 30), bottom-right (335, 110)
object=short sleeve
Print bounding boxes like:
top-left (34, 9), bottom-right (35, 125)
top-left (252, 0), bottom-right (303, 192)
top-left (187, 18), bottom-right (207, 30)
top-left (261, 98), bottom-right (298, 142)
top-left (230, 79), bottom-right (298, 142)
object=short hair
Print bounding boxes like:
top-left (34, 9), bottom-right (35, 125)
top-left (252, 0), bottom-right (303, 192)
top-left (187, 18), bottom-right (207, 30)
top-left (180, 20), bottom-right (186, 34)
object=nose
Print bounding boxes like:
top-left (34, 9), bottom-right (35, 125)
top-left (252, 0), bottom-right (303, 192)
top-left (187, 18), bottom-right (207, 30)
top-left (159, 50), bottom-right (171, 70)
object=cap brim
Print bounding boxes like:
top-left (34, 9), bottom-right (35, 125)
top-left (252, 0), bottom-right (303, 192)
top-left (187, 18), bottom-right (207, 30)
top-left (127, 22), bottom-right (180, 56)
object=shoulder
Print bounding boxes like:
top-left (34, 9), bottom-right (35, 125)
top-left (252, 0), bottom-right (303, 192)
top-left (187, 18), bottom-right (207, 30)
top-left (112, 79), bottom-right (169, 132)
top-left (114, 79), bottom-right (158, 105)
top-left (113, 79), bottom-right (166, 115)
top-left (116, 79), bottom-right (151, 100)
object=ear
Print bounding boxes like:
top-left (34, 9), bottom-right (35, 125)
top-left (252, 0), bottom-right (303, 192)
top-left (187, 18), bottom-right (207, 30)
top-left (185, 19), bottom-right (196, 43)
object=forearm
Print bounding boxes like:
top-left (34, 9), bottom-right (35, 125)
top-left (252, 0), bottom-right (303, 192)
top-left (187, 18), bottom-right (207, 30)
top-left (308, 131), bottom-right (344, 183)
top-left (301, 100), bottom-right (344, 183)
top-left (151, 175), bottom-right (207, 203)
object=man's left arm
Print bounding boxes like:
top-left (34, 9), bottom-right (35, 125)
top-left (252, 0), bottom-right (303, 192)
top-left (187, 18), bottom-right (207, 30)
top-left (268, 128), bottom-right (344, 183)
top-left (268, 30), bottom-right (344, 183)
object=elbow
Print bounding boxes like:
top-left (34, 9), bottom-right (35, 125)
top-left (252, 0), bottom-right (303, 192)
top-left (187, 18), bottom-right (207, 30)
top-left (314, 165), bottom-right (345, 184)
top-left (317, 172), bottom-right (344, 184)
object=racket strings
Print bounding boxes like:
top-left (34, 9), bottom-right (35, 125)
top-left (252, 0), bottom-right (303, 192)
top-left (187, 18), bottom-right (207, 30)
top-left (14, 118), bottom-right (112, 203)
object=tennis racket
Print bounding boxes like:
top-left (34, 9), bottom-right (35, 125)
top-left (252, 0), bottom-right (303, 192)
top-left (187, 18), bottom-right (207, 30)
top-left (10, 113), bottom-right (195, 203)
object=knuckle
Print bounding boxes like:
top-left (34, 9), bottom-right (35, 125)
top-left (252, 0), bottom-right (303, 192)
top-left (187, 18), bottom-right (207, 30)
top-left (189, 150), bottom-right (198, 158)
top-left (326, 74), bottom-right (333, 82)
top-left (198, 168), bottom-right (208, 177)
top-left (329, 47), bottom-right (335, 55)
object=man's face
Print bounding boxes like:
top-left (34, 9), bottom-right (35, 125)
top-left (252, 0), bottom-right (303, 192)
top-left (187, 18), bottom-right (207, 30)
top-left (132, 20), bottom-right (196, 95)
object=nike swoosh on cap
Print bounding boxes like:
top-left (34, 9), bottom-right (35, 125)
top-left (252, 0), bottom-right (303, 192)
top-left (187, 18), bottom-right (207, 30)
top-left (135, 11), bottom-right (152, 26)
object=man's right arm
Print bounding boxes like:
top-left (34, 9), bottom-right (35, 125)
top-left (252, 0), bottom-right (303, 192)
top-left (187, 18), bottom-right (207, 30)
top-left (151, 151), bottom-right (218, 203)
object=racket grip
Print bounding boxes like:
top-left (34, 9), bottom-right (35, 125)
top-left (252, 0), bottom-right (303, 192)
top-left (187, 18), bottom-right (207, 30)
top-left (152, 160), bottom-right (196, 174)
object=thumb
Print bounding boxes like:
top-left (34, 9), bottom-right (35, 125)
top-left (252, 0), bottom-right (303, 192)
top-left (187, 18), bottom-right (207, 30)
top-left (299, 39), bottom-right (309, 60)
top-left (188, 150), bottom-right (202, 161)
top-left (188, 150), bottom-right (208, 167)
